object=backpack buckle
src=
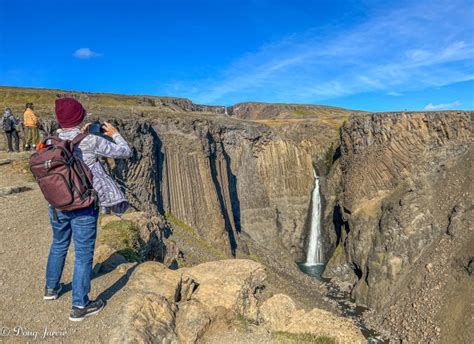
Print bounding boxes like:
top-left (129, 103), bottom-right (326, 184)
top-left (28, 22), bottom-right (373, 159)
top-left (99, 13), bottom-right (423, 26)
top-left (43, 160), bottom-right (52, 169)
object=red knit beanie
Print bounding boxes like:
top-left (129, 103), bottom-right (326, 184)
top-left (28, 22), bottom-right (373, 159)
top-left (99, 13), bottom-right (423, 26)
top-left (55, 98), bottom-right (86, 128)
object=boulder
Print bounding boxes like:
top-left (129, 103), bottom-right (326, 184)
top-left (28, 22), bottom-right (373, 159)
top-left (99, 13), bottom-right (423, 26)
top-left (258, 294), bottom-right (296, 328)
top-left (181, 259), bottom-right (266, 321)
top-left (283, 307), bottom-right (366, 344)
top-left (113, 260), bottom-right (266, 342)
top-left (0, 185), bottom-right (31, 196)
top-left (259, 294), bottom-right (365, 344)
top-left (175, 300), bottom-right (211, 344)
top-left (128, 261), bottom-right (182, 301)
top-left (111, 292), bottom-right (177, 344)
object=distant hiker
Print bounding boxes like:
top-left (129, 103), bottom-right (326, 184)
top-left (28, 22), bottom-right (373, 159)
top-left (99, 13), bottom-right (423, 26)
top-left (2, 107), bottom-right (20, 152)
top-left (23, 103), bottom-right (40, 150)
top-left (33, 98), bottom-right (132, 321)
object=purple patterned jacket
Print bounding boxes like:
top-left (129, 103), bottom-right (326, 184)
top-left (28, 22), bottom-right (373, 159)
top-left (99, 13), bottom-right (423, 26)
top-left (59, 128), bottom-right (132, 215)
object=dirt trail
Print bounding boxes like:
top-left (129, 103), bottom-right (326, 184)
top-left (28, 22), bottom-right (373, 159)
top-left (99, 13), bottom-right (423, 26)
top-left (0, 152), bottom-right (131, 343)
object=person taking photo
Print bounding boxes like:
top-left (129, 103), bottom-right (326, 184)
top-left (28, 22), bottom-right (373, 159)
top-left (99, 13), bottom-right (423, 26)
top-left (41, 98), bottom-right (132, 321)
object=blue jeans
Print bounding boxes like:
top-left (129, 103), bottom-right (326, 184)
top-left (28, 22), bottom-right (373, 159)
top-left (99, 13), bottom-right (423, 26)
top-left (45, 206), bottom-right (99, 307)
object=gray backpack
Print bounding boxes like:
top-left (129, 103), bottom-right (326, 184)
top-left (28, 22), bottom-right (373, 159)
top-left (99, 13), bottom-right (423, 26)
top-left (2, 115), bottom-right (15, 132)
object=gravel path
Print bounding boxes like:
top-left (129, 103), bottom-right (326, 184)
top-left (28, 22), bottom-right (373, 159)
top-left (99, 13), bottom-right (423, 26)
top-left (0, 152), bottom-right (131, 343)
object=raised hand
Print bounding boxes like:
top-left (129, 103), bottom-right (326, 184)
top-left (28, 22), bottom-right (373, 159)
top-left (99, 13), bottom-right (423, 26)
top-left (102, 122), bottom-right (118, 137)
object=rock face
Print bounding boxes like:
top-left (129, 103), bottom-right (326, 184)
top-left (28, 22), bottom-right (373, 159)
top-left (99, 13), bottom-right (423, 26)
top-left (106, 115), bottom-right (338, 260)
top-left (339, 111), bottom-right (471, 211)
top-left (111, 259), bottom-right (364, 344)
top-left (322, 111), bottom-right (473, 342)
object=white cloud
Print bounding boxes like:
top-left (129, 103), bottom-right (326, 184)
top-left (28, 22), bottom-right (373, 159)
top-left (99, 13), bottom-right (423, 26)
top-left (406, 49), bottom-right (432, 62)
top-left (73, 48), bottom-right (102, 59)
top-left (387, 91), bottom-right (403, 96)
top-left (423, 101), bottom-right (461, 110)
top-left (165, 0), bottom-right (474, 105)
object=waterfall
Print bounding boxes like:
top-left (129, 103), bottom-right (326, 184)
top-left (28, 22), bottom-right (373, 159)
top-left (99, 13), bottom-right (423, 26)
top-left (305, 169), bottom-right (323, 265)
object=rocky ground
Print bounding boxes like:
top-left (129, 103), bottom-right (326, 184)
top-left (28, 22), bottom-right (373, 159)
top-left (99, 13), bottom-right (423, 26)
top-left (0, 152), bottom-right (145, 343)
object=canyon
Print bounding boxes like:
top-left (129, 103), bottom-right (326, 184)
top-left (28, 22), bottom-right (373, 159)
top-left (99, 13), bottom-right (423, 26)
top-left (0, 86), bottom-right (472, 343)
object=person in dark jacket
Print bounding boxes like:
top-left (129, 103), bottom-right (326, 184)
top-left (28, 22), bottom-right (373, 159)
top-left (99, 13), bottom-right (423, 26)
top-left (2, 108), bottom-right (20, 152)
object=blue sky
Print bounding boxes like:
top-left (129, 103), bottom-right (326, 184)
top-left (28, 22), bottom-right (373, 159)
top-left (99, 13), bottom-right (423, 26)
top-left (0, 0), bottom-right (473, 111)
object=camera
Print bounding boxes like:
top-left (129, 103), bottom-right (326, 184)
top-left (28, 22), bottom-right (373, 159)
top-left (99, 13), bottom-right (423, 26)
top-left (87, 121), bottom-right (115, 142)
top-left (88, 121), bottom-right (105, 134)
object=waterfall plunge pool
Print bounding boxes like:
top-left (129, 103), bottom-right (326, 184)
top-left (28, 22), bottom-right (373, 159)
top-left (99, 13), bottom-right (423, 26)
top-left (297, 262), bottom-right (326, 279)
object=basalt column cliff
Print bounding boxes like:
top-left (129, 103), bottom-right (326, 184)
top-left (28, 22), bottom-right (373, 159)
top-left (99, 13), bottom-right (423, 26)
top-left (323, 111), bottom-right (473, 343)
top-left (109, 115), bottom-right (339, 260)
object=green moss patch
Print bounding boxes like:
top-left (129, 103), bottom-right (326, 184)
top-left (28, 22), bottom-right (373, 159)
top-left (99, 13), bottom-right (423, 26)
top-left (164, 212), bottom-right (197, 236)
top-left (272, 332), bottom-right (336, 344)
top-left (98, 220), bottom-right (141, 262)
top-left (234, 313), bottom-right (254, 332)
top-left (164, 212), bottom-right (227, 260)
top-left (332, 244), bottom-right (343, 259)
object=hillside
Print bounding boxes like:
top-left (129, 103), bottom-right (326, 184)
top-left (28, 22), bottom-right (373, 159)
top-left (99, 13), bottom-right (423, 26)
top-left (228, 101), bottom-right (363, 121)
top-left (0, 86), bottom-right (361, 128)
top-left (0, 86), bottom-right (225, 118)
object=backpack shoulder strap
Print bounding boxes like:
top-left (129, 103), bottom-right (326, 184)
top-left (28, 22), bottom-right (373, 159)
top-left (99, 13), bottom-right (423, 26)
top-left (70, 133), bottom-right (89, 150)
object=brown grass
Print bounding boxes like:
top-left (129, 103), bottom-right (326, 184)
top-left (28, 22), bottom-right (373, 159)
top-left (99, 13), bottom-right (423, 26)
top-left (253, 119), bottom-right (306, 125)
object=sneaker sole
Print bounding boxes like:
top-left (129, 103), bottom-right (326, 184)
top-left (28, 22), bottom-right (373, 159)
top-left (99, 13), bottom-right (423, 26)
top-left (68, 303), bottom-right (105, 322)
top-left (43, 295), bottom-right (59, 300)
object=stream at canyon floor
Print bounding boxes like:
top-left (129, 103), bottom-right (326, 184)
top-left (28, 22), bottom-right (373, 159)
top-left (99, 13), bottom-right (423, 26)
top-left (297, 262), bottom-right (387, 343)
